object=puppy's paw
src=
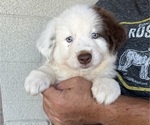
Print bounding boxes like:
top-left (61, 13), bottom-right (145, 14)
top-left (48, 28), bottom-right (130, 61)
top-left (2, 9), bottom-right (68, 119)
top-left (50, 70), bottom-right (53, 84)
top-left (91, 78), bottom-right (120, 105)
top-left (24, 70), bottom-right (51, 95)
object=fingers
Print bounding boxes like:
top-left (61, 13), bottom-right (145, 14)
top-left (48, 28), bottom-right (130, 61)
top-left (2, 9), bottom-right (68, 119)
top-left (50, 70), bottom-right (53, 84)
top-left (43, 96), bottom-right (52, 108)
top-left (43, 103), bottom-right (62, 125)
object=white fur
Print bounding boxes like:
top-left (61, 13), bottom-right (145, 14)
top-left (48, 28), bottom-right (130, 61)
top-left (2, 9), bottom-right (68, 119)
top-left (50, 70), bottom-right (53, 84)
top-left (24, 5), bottom-right (120, 104)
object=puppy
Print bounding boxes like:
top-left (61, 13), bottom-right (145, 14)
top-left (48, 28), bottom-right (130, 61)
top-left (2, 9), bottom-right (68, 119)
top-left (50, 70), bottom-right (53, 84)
top-left (25, 4), bottom-right (126, 104)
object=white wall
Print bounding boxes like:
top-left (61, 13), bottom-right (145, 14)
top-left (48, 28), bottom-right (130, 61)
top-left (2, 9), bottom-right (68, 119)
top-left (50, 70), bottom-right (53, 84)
top-left (0, 0), bottom-right (98, 125)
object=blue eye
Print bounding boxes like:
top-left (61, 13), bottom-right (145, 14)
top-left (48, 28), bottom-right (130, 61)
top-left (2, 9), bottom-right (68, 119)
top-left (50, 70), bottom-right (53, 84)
top-left (66, 36), bottom-right (73, 43)
top-left (91, 33), bottom-right (101, 39)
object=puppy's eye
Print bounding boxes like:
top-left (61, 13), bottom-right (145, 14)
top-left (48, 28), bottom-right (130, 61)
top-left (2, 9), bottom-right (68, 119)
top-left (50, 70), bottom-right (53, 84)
top-left (91, 33), bottom-right (101, 39)
top-left (66, 36), bottom-right (73, 43)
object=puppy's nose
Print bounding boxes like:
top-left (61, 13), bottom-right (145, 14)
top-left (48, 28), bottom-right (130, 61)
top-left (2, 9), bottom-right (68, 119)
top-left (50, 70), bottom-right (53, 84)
top-left (78, 53), bottom-right (92, 65)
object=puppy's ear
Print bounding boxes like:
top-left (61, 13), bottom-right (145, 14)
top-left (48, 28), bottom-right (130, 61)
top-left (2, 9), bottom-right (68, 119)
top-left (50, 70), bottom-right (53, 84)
top-left (93, 6), bottom-right (126, 53)
top-left (36, 19), bottom-right (56, 62)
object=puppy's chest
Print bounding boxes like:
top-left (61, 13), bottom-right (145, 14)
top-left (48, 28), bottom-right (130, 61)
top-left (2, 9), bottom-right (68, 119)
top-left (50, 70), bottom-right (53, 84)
top-left (53, 68), bottom-right (97, 82)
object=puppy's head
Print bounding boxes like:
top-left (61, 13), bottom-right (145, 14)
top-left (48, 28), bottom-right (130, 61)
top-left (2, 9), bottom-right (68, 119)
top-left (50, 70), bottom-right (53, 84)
top-left (37, 5), bottom-right (126, 69)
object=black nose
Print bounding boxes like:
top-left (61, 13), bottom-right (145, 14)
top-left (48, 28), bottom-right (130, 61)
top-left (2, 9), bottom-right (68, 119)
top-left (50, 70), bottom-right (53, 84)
top-left (78, 53), bottom-right (92, 65)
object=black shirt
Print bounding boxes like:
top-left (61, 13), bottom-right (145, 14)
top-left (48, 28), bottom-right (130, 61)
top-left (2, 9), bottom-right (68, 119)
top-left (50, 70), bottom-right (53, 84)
top-left (96, 0), bottom-right (150, 98)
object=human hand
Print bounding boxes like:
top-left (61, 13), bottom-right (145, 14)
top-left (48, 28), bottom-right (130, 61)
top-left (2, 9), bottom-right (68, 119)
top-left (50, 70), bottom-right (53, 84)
top-left (43, 76), bottom-right (150, 125)
top-left (42, 76), bottom-right (100, 125)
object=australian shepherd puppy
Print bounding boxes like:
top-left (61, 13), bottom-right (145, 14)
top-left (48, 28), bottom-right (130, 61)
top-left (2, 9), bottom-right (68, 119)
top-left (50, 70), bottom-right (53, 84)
top-left (25, 4), bottom-right (126, 104)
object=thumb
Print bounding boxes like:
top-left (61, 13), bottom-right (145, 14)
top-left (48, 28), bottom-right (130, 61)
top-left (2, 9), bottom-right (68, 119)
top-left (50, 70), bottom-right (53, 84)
top-left (42, 86), bottom-right (62, 100)
top-left (56, 77), bottom-right (81, 90)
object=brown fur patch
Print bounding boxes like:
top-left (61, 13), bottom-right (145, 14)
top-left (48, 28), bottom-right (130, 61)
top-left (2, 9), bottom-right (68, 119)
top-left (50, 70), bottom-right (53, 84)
top-left (93, 5), bottom-right (126, 53)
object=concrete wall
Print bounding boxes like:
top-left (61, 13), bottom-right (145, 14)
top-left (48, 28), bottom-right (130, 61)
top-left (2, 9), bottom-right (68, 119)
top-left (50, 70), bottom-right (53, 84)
top-left (0, 0), bottom-right (97, 125)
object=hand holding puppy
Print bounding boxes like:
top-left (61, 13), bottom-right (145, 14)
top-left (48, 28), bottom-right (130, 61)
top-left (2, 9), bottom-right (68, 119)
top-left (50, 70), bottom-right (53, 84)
top-left (42, 77), bottom-right (104, 125)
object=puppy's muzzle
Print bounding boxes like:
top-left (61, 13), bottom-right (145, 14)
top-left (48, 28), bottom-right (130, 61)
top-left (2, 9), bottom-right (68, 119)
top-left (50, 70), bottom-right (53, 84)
top-left (78, 52), bottom-right (92, 65)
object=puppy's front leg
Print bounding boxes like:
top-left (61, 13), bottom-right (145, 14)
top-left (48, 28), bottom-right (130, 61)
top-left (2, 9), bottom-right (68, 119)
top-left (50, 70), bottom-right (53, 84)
top-left (91, 78), bottom-right (121, 105)
top-left (24, 63), bottom-right (56, 95)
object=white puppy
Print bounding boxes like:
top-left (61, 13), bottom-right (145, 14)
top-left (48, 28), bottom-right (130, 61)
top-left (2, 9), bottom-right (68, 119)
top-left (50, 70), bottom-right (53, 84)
top-left (25, 4), bottom-right (126, 104)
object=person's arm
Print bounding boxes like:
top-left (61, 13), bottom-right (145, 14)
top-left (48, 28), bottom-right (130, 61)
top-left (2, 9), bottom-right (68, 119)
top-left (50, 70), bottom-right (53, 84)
top-left (42, 77), bottom-right (150, 125)
top-left (93, 95), bottom-right (150, 125)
